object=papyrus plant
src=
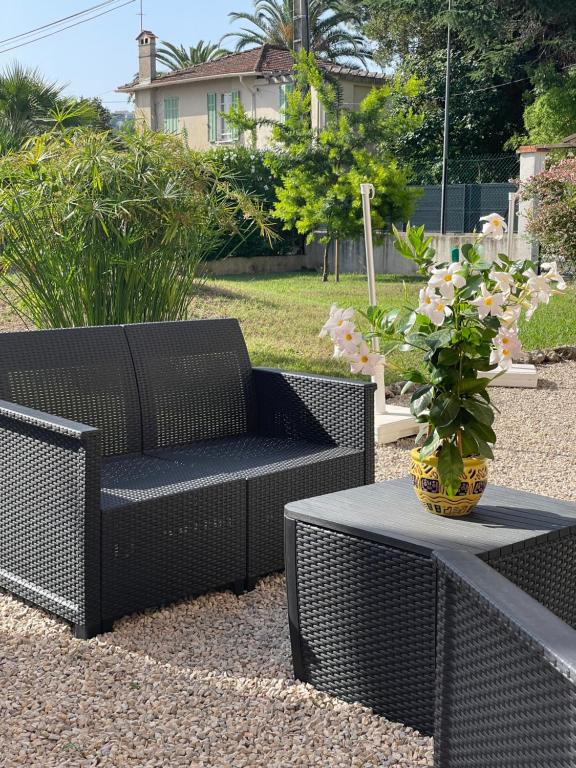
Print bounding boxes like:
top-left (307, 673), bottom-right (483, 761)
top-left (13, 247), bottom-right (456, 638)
top-left (0, 128), bottom-right (270, 327)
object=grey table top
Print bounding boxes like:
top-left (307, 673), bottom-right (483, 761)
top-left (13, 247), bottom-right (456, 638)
top-left (285, 477), bottom-right (576, 557)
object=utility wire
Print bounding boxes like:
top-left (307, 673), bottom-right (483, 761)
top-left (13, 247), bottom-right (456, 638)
top-left (0, 0), bottom-right (136, 55)
top-left (0, 0), bottom-right (123, 46)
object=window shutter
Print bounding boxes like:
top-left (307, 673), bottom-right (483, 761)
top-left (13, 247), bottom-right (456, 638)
top-left (163, 96), bottom-right (179, 134)
top-left (207, 92), bottom-right (217, 142)
top-left (279, 83), bottom-right (294, 123)
top-left (231, 90), bottom-right (241, 141)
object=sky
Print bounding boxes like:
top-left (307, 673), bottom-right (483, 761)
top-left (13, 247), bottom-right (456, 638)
top-left (1, 1), bottom-right (257, 109)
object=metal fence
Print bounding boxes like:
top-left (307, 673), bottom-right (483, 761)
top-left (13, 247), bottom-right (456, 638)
top-left (405, 154), bottom-right (520, 233)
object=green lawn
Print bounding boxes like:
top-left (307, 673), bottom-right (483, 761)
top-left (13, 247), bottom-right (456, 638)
top-left (192, 272), bottom-right (576, 382)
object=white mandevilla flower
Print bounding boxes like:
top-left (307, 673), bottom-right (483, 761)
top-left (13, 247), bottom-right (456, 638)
top-left (428, 263), bottom-right (466, 299)
top-left (418, 287), bottom-right (452, 327)
top-left (319, 305), bottom-right (354, 338)
top-left (479, 212), bottom-right (508, 240)
top-left (541, 261), bottom-right (567, 291)
top-left (347, 342), bottom-right (383, 376)
top-left (471, 284), bottom-right (506, 318)
top-left (500, 304), bottom-right (521, 329)
top-left (524, 268), bottom-right (554, 306)
top-left (333, 322), bottom-right (363, 353)
top-left (489, 269), bottom-right (515, 295)
top-left (490, 328), bottom-right (522, 370)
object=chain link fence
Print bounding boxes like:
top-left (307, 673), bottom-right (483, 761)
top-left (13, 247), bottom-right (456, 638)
top-left (404, 154), bottom-right (520, 233)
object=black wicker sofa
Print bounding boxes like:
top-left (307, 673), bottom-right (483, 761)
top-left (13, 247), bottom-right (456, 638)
top-left (0, 319), bottom-right (375, 638)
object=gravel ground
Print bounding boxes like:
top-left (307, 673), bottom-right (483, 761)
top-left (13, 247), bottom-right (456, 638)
top-left (2, 362), bottom-right (575, 767)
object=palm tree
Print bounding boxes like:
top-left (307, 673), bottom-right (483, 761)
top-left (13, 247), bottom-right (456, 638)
top-left (223, 0), bottom-right (371, 67)
top-left (156, 40), bottom-right (231, 71)
top-left (0, 63), bottom-right (65, 153)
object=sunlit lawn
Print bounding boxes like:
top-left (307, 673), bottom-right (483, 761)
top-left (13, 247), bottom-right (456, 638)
top-left (192, 272), bottom-right (576, 383)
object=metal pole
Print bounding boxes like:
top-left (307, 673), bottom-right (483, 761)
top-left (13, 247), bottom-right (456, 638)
top-left (439, 0), bottom-right (452, 235)
top-left (293, 0), bottom-right (310, 53)
top-left (360, 183), bottom-right (387, 414)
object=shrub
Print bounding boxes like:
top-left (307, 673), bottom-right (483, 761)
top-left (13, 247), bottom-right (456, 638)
top-left (207, 145), bottom-right (301, 259)
top-left (522, 157), bottom-right (576, 269)
top-left (0, 129), bottom-right (269, 327)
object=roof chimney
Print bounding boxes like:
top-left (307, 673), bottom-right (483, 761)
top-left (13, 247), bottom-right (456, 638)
top-left (137, 30), bottom-right (157, 84)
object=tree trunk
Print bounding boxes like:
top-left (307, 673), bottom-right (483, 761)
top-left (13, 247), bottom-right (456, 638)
top-left (335, 238), bottom-right (340, 282)
top-left (322, 240), bottom-right (331, 282)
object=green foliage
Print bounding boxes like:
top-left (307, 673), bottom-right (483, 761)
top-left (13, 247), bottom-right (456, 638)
top-left (0, 129), bottom-right (270, 328)
top-left (156, 40), bottom-right (231, 71)
top-left (228, 51), bottom-right (421, 277)
top-left (0, 62), bottom-right (104, 155)
top-left (523, 70), bottom-right (576, 144)
top-left (344, 0), bottom-right (576, 162)
top-left (522, 157), bottom-right (576, 268)
top-left (224, 0), bottom-right (371, 66)
top-left (206, 145), bottom-right (300, 258)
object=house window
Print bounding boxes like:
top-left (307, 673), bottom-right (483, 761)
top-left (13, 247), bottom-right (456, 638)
top-left (279, 83), bottom-right (294, 123)
top-left (163, 96), bottom-right (179, 134)
top-left (208, 90), bottom-right (241, 143)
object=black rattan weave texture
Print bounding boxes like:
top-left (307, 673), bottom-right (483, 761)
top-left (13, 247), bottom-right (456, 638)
top-left (294, 522), bottom-right (436, 734)
top-left (124, 319), bottom-right (257, 450)
top-left (0, 321), bottom-right (375, 637)
top-left (0, 326), bottom-right (141, 456)
top-left (435, 552), bottom-right (576, 768)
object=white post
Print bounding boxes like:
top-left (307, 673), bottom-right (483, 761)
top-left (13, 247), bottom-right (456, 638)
top-left (507, 191), bottom-right (517, 259)
top-left (517, 146), bottom-right (547, 261)
top-left (360, 183), bottom-right (387, 414)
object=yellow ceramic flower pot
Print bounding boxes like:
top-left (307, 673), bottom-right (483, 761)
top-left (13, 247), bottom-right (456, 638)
top-left (410, 448), bottom-right (488, 517)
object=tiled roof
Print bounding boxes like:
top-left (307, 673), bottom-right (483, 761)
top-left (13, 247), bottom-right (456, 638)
top-left (117, 44), bottom-right (386, 91)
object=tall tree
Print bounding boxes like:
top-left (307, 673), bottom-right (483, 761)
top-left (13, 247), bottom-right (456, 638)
top-left (224, 0), bottom-right (372, 67)
top-left (156, 40), bottom-right (230, 71)
top-left (343, 0), bottom-right (576, 160)
top-left (228, 52), bottom-right (422, 279)
top-left (0, 63), bottom-right (98, 154)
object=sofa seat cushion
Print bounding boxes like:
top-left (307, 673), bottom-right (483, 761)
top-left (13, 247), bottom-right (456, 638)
top-left (148, 435), bottom-right (361, 482)
top-left (150, 436), bottom-right (367, 577)
top-left (100, 453), bottom-right (239, 511)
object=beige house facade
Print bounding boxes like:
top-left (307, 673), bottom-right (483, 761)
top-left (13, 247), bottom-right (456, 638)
top-left (117, 31), bottom-right (386, 150)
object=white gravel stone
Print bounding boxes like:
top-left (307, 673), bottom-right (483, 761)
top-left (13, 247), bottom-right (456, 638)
top-left (1, 362), bottom-right (574, 766)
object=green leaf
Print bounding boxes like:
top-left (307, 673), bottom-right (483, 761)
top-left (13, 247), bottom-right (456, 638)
top-left (459, 377), bottom-right (491, 394)
top-left (411, 384), bottom-right (433, 416)
top-left (460, 429), bottom-right (480, 457)
top-left (437, 347), bottom-right (460, 365)
top-left (420, 429), bottom-right (442, 459)
top-left (438, 442), bottom-right (464, 496)
top-left (429, 394), bottom-right (460, 428)
top-left (468, 420), bottom-right (497, 444)
top-left (462, 398), bottom-right (494, 426)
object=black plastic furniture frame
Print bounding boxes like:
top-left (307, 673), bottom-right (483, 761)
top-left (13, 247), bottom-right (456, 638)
top-left (435, 548), bottom-right (576, 768)
top-left (0, 320), bottom-right (375, 638)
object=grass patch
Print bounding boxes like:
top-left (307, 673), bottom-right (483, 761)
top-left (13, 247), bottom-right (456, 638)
top-left (192, 272), bottom-right (576, 382)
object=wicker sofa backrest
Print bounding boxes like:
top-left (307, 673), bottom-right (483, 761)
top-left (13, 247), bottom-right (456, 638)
top-left (0, 326), bottom-right (142, 456)
top-left (124, 319), bottom-right (257, 450)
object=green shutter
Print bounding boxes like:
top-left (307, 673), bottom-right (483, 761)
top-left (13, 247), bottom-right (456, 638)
top-left (163, 96), bottom-right (179, 134)
top-left (208, 92), bottom-right (217, 142)
top-left (279, 83), bottom-right (294, 123)
top-left (231, 90), bottom-right (241, 141)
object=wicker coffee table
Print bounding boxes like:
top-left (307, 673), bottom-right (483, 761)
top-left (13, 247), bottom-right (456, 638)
top-left (285, 477), bottom-right (576, 735)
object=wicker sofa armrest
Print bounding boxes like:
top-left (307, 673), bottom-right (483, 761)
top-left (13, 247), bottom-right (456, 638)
top-left (434, 550), bottom-right (576, 767)
top-left (253, 368), bottom-right (376, 482)
top-left (0, 399), bottom-right (102, 638)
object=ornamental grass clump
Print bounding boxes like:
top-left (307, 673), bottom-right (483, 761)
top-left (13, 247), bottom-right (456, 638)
top-left (0, 128), bottom-right (270, 327)
top-left (321, 214), bottom-right (566, 495)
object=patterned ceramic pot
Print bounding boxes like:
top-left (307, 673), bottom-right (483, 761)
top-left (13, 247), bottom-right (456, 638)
top-left (410, 448), bottom-right (488, 517)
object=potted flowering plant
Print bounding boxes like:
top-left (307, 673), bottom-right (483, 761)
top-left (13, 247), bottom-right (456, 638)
top-left (321, 214), bottom-right (566, 516)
